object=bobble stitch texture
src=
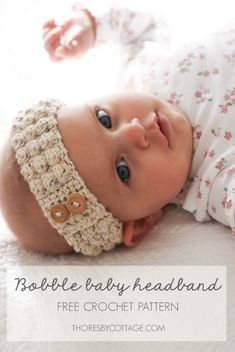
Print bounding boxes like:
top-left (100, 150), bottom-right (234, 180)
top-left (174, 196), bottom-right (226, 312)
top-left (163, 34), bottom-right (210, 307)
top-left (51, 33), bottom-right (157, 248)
top-left (10, 99), bottom-right (123, 256)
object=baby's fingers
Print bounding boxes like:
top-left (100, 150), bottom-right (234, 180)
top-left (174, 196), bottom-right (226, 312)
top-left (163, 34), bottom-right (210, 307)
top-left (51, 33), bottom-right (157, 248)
top-left (42, 19), bottom-right (57, 39)
top-left (43, 26), bottom-right (64, 56)
top-left (54, 43), bottom-right (80, 60)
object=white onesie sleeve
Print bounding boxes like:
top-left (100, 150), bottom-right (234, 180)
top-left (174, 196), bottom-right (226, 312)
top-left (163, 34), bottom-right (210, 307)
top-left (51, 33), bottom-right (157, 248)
top-left (94, 5), bottom-right (169, 64)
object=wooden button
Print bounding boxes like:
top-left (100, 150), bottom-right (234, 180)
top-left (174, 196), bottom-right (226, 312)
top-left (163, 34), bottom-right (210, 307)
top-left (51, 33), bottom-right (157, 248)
top-left (66, 193), bottom-right (86, 215)
top-left (50, 204), bottom-right (69, 223)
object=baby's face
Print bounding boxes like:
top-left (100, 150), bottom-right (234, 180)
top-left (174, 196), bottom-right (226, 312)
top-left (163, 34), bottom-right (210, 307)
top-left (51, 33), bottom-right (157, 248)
top-left (57, 91), bottom-right (193, 222)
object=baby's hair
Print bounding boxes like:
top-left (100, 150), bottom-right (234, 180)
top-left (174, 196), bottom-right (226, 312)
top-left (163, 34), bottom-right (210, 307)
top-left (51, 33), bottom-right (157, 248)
top-left (0, 140), bottom-right (26, 218)
top-left (0, 140), bottom-right (73, 254)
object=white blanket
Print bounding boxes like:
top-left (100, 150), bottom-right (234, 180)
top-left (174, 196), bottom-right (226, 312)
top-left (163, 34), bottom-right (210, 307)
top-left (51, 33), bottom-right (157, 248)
top-left (1, 206), bottom-right (235, 351)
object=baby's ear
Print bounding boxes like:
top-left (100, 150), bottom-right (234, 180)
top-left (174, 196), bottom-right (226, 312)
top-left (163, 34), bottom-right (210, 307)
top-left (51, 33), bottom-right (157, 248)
top-left (122, 210), bottom-right (163, 247)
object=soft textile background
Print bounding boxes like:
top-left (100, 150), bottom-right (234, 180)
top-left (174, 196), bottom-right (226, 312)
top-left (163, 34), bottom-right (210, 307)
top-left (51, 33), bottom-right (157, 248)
top-left (0, 1), bottom-right (235, 351)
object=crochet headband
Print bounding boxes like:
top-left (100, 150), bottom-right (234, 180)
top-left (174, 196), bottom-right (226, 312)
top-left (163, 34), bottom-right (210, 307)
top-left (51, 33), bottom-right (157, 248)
top-left (10, 99), bottom-right (123, 256)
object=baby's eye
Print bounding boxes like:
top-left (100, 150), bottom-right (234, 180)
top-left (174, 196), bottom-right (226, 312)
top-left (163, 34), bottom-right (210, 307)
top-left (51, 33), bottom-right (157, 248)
top-left (96, 109), bottom-right (112, 129)
top-left (116, 159), bottom-right (130, 184)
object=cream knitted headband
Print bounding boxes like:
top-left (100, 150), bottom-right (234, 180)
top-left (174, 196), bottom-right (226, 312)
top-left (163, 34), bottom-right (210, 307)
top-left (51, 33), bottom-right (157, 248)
top-left (10, 99), bottom-right (123, 256)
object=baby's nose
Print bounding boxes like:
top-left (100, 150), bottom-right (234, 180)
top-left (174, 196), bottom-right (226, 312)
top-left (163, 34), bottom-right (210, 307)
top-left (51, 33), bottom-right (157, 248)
top-left (118, 118), bottom-right (149, 150)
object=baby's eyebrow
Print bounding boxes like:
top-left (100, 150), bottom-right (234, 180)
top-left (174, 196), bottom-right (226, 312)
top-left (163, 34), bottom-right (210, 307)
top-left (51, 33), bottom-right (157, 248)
top-left (85, 104), bottom-right (96, 121)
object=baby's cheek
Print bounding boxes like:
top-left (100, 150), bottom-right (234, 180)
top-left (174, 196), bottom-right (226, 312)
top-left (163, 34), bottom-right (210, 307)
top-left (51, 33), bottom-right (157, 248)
top-left (13, 215), bottom-right (73, 254)
top-left (21, 196), bottom-right (73, 254)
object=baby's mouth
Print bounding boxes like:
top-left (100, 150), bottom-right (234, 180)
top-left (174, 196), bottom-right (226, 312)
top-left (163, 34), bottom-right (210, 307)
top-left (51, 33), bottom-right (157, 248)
top-left (156, 111), bottom-right (172, 148)
top-left (155, 111), bottom-right (165, 135)
top-left (157, 118), bottom-right (164, 135)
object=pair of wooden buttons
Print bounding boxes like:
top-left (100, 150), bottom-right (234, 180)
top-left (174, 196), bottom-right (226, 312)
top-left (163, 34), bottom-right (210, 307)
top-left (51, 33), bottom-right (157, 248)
top-left (50, 193), bottom-right (86, 223)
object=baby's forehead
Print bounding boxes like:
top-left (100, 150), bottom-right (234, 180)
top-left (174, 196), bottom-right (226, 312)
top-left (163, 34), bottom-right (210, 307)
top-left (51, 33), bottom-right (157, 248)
top-left (85, 91), bottom-right (159, 111)
top-left (87, 95), bottom-right (113, 106)
top-left (87, 92), bottom-right (128, 106)
top-left (83, 94), bottom-right (127, 116)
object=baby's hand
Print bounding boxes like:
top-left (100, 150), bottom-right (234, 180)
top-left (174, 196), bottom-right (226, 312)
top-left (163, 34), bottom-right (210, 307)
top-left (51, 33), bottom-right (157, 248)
top-left (42, 6), bottom-right (96, 62)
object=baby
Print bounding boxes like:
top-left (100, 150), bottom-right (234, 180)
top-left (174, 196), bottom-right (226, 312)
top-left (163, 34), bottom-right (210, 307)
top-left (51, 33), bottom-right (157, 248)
top-left (0, 3), bottom-right (234, 256)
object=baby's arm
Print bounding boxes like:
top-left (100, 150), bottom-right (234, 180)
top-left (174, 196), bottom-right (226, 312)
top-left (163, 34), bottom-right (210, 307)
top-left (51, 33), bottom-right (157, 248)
top-left (42, 3), bottom-right (161, 63)
top-left (208, 165), bottom-right (235, 234)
